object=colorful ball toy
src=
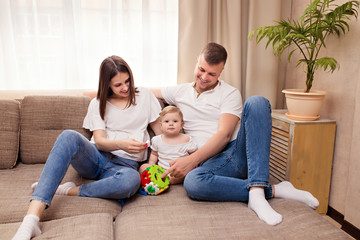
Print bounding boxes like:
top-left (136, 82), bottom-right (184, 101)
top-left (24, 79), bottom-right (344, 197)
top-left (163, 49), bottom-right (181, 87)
top-left (140, 165), bottom-right (170, 195)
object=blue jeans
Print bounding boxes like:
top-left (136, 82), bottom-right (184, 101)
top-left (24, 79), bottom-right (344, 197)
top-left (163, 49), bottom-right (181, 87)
top-left (184, 95), bottom-right (273, 202)
top-left (31, 130), bottom-right (141, 207)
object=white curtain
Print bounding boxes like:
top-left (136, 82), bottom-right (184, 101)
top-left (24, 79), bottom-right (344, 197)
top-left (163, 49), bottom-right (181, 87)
top-left (177, 0), bottom-right (291, 107)
top-left (0, 0), bottom-right (178, 91)
top-left (178, 0), bottom-right (243, 91)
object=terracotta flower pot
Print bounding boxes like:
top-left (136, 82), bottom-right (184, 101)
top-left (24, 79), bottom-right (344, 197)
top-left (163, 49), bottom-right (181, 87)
top-left (282, 89), bottom-right (327, 121)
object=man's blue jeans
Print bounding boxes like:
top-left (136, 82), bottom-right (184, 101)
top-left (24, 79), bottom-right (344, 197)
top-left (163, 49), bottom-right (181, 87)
top-left (31, 130), bottom-right (141, 207)
top-left (184, 95), bottom-right (273, 201)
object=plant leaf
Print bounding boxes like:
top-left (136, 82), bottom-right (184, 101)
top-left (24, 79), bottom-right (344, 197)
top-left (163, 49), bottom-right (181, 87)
top-left (314, 57), bottom-right (339, 72)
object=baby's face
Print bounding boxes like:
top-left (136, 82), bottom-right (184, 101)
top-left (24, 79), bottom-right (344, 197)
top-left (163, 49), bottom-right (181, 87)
top-left (160, 112), bottom-right (183, 136)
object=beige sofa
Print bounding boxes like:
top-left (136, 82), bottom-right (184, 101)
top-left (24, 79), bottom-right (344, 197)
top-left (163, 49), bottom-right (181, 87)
top-left (0, 95), bottom-right (351, 240)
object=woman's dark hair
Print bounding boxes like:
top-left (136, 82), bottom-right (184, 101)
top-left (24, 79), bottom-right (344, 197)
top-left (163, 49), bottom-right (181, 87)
top-left (97, 55), bottom-right (138, 120)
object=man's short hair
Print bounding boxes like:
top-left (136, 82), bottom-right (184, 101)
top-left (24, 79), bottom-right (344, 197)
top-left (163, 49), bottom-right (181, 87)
top-left (201, 43), bottom-right (227, 65)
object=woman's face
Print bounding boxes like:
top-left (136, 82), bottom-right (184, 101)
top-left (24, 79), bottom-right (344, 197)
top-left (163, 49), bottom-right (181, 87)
top-left (109, 72), bottom-right (130, 99)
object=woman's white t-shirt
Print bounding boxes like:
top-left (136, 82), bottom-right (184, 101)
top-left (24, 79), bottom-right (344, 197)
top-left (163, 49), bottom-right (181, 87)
top-left (83, 87), bottom-right (161, 162)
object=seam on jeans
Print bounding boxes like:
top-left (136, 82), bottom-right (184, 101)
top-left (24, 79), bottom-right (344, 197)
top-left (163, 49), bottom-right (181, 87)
top-left (248, 182), bottom-right (270, 187)
top-left (101, 157), bottom-right (139, 177)
top-left (78, 143), bottom-right (106, 179)
top-left (202, 141), bottom-right (243, 176)
top-left (244, 117), bottom-right (252, 185)
top-left (110, 155), bottom-right (139, 170)
top-left (267, 186), bottom-right (273, 200)
top-left (243, 103), bottom-right (272, 190)
top-left (227, 149), bottom-right (243, 175)
top-left (98, 158), bottom-right (112, 177)
top-left (204, 155), bottom-right (232, 174)
top-left (242, 107), bottom-right (250, 170)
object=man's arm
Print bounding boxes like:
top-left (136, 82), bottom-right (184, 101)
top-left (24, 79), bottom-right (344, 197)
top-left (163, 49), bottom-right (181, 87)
top-left (162, 113), bottom-right (240, 178)
top-left (151, 88), bottom-right (164, 100)
top-left (149, 118), bottom-right (162, 136)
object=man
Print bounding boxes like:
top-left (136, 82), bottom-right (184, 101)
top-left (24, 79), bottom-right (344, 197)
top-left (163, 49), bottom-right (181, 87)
top-left (152, 43), bottom-right (319, 225)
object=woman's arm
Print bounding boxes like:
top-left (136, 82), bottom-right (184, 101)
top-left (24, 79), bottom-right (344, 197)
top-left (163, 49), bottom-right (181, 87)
top-left (93, 129), bottom-right (147, 154)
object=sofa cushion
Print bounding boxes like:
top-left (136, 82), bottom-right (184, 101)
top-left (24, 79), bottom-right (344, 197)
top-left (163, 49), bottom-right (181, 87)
top-left (0, 163), bottom-right (122, 224)
top-left (20, 96), bottom-right (92, 164)
top-left (115, 185), bottom-right (351, 240)
top-left (0, 99), bottom-right (20, 169)
top-left (0, 213), bottom-right (114, 240)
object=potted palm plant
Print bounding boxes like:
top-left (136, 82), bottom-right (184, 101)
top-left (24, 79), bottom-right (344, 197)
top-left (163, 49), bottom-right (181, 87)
top-left (249, 0), bottom-right (359, 120)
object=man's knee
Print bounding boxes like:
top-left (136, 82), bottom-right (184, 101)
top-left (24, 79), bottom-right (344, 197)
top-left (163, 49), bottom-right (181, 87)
top-left (242, 95), bottom-right (272, 120)
top-left (184, 170), bottom-right (205, 200)
top-left (244, 95), bottom-right (270, 109)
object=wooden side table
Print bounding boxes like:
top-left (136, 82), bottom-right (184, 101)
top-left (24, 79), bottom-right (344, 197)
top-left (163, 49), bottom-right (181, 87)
top-left (269, 110), bottom-right (336, 214)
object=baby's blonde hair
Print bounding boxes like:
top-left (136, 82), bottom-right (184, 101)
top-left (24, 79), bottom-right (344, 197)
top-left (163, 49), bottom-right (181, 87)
top-left (159, 106), bottom-right (183, 122)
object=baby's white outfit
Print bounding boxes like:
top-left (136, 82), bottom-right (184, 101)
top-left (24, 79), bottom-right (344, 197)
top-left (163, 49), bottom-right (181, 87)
top-left (150, 134), bottom-right (198, 170)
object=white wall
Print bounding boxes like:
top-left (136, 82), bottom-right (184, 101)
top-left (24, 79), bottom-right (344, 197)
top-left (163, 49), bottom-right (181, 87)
top-left (283, 0), bottom-right (360, 228)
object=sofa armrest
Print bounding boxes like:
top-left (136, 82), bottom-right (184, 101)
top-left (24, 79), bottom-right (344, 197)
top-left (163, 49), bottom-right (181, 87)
top-left (0, 99), bottom-right (20, 169)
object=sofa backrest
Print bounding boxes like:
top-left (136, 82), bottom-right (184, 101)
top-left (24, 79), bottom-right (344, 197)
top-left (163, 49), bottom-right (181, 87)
top-left (0, 99), bottom-right (20, 169)
top-left (20, 96), bottom-right (92, 164)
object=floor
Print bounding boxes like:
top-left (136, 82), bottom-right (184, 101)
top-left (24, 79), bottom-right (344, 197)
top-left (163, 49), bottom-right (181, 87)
top-left (323, 215), bottom-right (355, 239)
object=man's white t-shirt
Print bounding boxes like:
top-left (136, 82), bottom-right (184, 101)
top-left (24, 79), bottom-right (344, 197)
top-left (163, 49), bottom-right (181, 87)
top-left (83, 87), bottom-right (161, 162)
top-left (151, 134), bottom-right (198, 170)
top-left (161, 81), bottom-right (243, 148)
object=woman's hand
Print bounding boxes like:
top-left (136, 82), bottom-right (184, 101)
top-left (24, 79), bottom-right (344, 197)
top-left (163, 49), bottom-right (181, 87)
top-left (93, 130), bottom-right (148, 153)
top-left (118, 138), bottom-right (148, 154)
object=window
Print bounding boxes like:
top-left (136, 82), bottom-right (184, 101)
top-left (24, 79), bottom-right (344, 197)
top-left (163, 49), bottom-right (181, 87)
top-left (0, 0), bottom-right (178, 90)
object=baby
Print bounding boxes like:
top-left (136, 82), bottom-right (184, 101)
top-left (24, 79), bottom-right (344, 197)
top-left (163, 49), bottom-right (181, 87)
top-left (140, 106), bottom-right (197, 184)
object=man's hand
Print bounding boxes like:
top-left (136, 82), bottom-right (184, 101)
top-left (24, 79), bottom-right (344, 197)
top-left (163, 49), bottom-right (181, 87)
top-left (161, 155), bottom-right (198, 179)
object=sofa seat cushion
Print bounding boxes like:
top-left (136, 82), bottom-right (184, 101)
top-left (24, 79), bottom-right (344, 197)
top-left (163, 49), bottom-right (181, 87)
top-left (20, 96), bottom-right (91, 164)
top-left (115, 185), bottom-right (350, 240)
top-left (0, 99), bottom-right (20, 169)
top-left (0, 163), bottom-right (122, 224)
top-left (0, 213), bottom-right (114, 240)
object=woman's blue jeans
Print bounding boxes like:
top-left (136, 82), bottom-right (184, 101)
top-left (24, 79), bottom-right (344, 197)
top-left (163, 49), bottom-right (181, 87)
top-left (184, 95), bottom-right (273, 201)
top-left (31, 130), bottom-right (141, 207)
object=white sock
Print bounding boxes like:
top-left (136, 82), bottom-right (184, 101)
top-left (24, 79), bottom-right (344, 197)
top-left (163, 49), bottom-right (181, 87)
top-left (274, 181), bottom-right (319, 209)
top-left (31, 182), bottom-right (76, 196)
top-left (12, 214), bottom-right (41, 240)
top-left (248, 188), bottom-right (282, 226)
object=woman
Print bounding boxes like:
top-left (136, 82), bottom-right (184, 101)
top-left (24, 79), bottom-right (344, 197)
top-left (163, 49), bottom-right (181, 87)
top-left (12, 56), bottom-right (162, 240)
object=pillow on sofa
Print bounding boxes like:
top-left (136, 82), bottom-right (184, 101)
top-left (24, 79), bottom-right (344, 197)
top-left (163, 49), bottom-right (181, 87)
top-left (0, 99), bottom-right (20, 169)
top-left (20, 96), bottom-right (92, 164)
